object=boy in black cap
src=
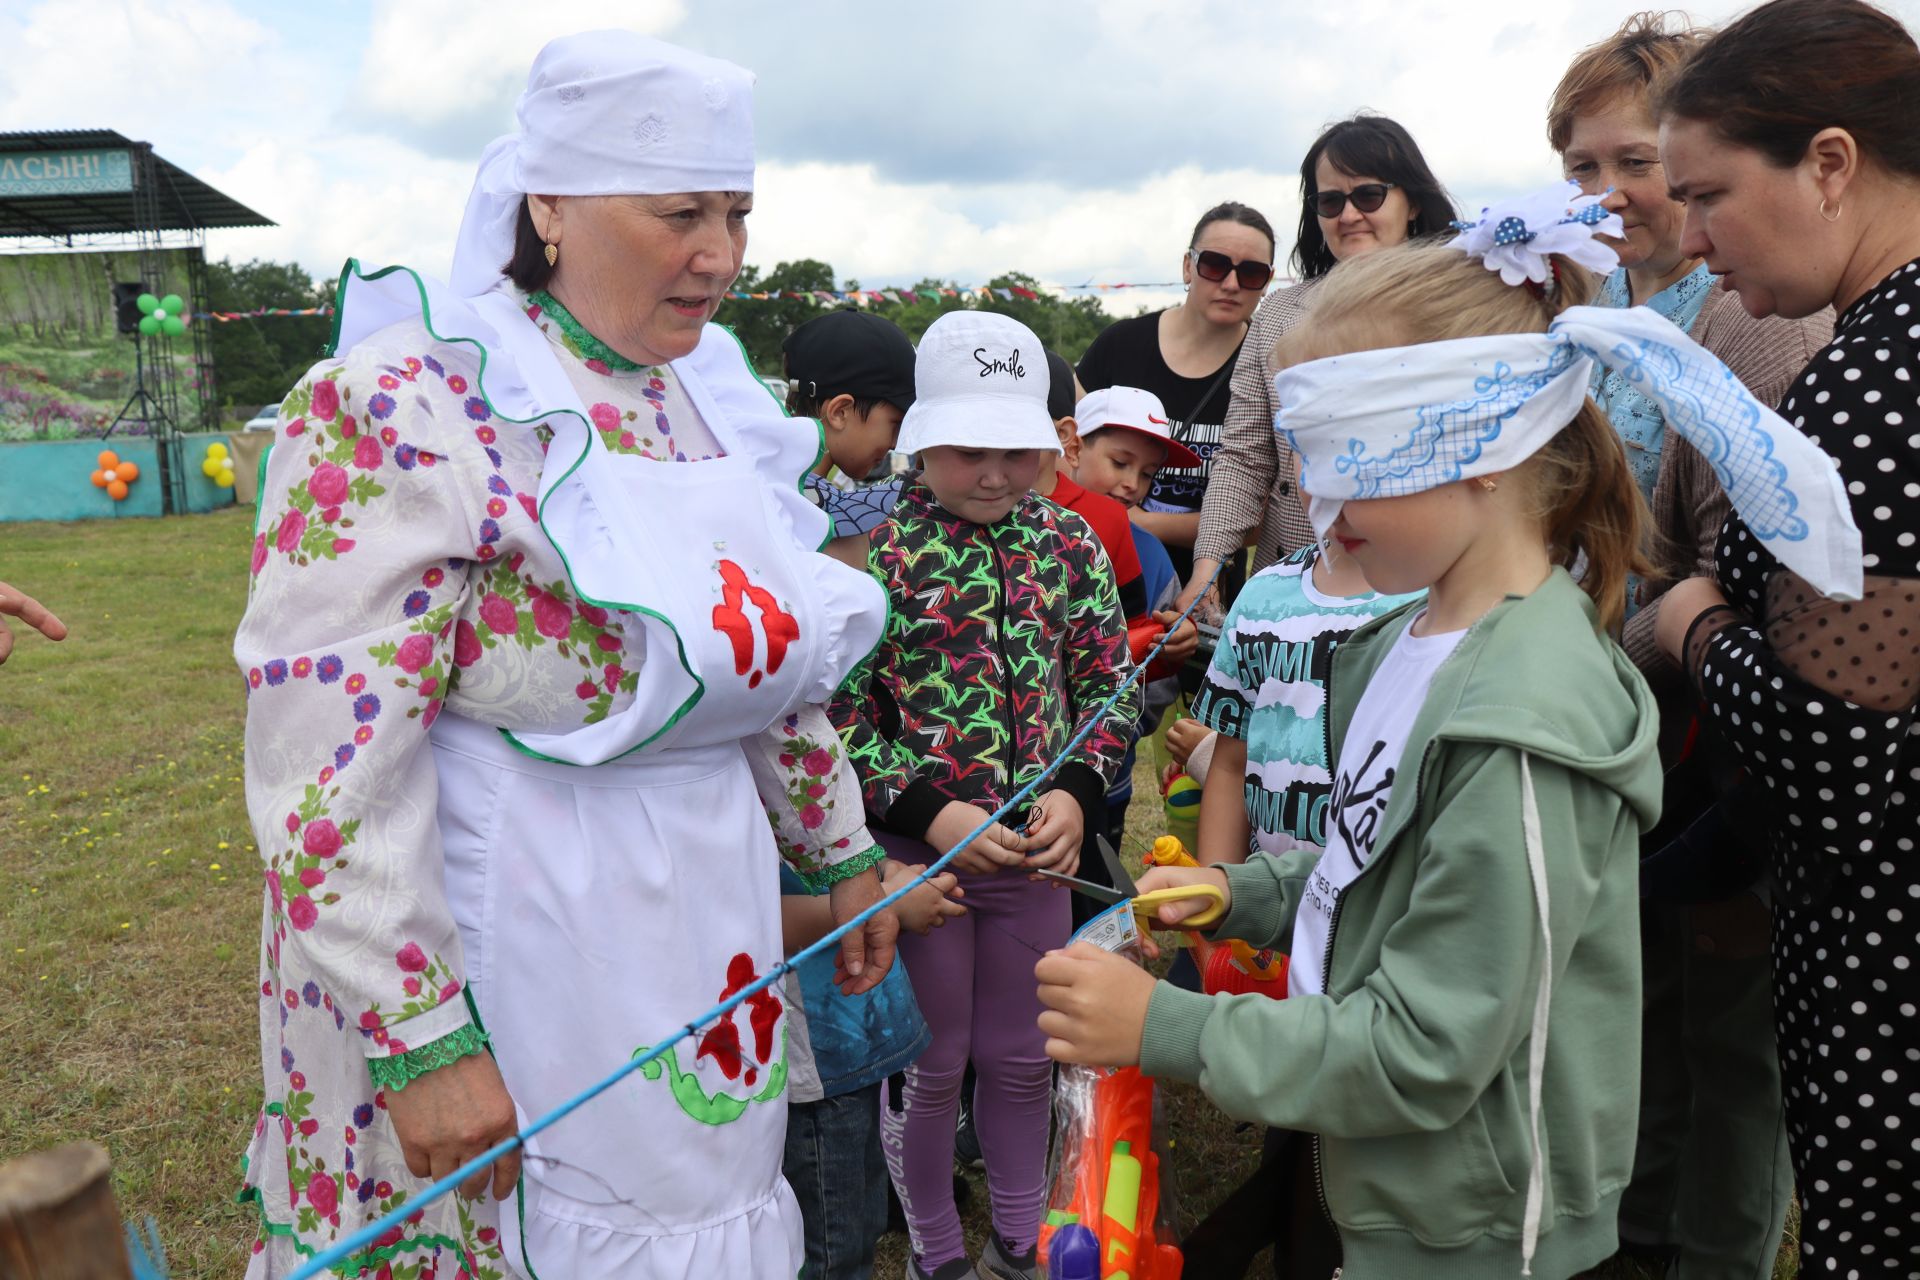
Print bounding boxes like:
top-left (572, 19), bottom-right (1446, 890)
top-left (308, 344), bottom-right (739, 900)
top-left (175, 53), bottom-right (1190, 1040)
top-left (783, 309), bottom-right (917, 567)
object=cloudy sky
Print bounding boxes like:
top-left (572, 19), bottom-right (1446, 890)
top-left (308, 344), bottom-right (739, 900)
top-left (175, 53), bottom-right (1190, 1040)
top-left (8, 0), bottom-right (1919, 316)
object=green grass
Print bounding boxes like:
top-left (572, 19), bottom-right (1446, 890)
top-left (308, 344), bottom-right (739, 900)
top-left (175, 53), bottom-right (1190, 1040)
top-left (0, 509), bottom-right (1799, 1278)
top-left (0, 507), bottom-right (262, 1276)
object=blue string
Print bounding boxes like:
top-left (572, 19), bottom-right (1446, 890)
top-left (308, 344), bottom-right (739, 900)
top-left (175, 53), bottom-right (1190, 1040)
top-left (291, 564), bottom-right (1221, 1278)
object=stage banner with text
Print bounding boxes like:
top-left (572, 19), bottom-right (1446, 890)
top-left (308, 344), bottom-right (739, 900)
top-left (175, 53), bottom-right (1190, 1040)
top-left (0, 149), bottom-right (133, 198)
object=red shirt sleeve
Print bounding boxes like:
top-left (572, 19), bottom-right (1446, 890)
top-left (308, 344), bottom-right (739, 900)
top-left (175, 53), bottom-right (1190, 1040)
top-left (1062, 486), bottom-right (1143, 595)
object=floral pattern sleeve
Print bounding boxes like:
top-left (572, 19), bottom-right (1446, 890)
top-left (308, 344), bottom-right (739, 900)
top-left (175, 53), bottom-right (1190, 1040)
top-left (826, 518), bottom-right (930, 826)
top-left (748, 709), bottom-right (885, 889)
top-left (239, 352), bottom-right (480, 1064)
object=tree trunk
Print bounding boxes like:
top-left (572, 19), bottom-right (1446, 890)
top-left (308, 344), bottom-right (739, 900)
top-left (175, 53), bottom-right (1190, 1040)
top-left (0, 1143), bottom-right (135, 1280)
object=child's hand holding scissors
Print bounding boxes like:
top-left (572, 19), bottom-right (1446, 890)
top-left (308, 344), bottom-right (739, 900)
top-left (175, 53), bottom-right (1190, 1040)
top-left (1131, 864), bottom-right (1233, 959)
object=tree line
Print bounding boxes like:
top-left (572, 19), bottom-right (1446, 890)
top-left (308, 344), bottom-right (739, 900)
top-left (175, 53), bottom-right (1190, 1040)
top-left (1, 253), bottom-right (1127, 415)
top-left (716, 259), bottom-right (1119, 375)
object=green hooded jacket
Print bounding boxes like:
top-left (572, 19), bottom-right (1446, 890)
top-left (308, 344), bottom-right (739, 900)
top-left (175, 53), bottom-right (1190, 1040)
top-left (1140, 569), bottom-right (1661, 1278)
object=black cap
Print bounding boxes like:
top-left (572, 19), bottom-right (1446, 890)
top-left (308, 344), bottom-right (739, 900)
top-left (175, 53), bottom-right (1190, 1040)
top-left (1045, 349), bottom-right (1076, 421)
top-left (781, 310), bottom-right (916, 412)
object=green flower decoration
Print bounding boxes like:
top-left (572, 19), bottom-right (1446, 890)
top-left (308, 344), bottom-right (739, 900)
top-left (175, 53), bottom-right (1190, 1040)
top-left (136, 292), bottom-right (187, 337)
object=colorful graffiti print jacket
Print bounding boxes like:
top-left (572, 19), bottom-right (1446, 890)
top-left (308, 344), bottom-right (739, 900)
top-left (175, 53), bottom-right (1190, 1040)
top-left (830, 481), bottom-right (1141, 839)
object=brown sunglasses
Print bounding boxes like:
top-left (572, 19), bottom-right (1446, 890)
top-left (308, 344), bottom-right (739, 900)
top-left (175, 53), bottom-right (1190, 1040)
top-left (1188, 249), bottom-right (1274, 291)
top-left (1312, 182), bottom-right (1397, 219)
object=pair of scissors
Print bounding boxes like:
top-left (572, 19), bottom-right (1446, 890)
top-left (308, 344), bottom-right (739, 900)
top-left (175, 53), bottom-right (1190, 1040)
top-left (1032, 839), bottom-right (1226, 929)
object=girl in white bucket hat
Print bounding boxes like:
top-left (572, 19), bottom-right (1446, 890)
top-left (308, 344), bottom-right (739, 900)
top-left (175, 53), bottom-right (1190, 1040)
top-left (832, 311), bottom-right (1141, 1280)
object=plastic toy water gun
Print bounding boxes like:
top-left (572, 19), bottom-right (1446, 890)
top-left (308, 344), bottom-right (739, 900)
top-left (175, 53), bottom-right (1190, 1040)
top-left (1039, 1066), bottom-right (1183, 1280)
top-left (1048, 1223), bottom-right (1101, 1280)
top-left (1126, 616), bottom-right (1182, 683)
top-left (1143, 835), bottom-right (1290, 999)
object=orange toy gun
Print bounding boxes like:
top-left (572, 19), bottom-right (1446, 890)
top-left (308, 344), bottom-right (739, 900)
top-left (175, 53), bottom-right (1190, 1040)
top-left (1039, 1066), bottom-right (1183, 1280)
top-left (1143, 835), bottom-right (1290, 998)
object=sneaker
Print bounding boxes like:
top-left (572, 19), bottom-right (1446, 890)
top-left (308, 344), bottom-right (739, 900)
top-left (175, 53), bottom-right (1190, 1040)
top-left (907, 1255), bottom-right (976, 1280)
top-left (975, 1233), bottom-right (1040, 1280)
top-left (954, 1096), bottom-right (985, 1170)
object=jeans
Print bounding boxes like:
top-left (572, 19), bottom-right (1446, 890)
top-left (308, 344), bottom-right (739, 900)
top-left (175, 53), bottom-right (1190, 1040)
top-left (783, 1083), bottom-right (889, 1280)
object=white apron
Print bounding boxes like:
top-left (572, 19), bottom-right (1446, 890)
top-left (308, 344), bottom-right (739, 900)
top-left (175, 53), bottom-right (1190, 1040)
top-left (434, 451), bottom-right (857, 1278)
top-left (325, 270), bottom-right (881, 1277)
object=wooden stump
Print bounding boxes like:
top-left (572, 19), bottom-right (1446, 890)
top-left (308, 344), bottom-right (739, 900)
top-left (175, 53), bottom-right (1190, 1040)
top-left (0, 1142), bottom-right (133, 1280)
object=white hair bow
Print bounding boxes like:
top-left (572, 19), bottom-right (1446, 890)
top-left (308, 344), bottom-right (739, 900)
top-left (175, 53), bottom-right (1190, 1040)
top-left (1448, 181), bottom-right (1623, 289)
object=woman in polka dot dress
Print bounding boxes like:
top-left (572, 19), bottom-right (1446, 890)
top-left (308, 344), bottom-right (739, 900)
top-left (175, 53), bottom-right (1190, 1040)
top-left (1656, 1), bottom-right (1920, 1273)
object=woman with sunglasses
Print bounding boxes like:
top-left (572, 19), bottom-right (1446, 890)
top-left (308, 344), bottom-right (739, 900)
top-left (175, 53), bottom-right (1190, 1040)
top-left (1183, 115), bottom-right (1455, 615)
top-left (1075, 201), bottom-right (1276, 583)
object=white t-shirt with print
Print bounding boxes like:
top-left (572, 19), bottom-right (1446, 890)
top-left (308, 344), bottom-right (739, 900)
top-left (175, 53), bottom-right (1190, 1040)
top-left (1287, 618), bottom-right (1465, 998)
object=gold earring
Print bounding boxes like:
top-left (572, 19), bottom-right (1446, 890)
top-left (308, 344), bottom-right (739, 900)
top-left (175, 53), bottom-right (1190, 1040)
top-left (544, 242), bottom-right (559, 267)
top-left (1819, 198), bottom-right (1843, 223)
top-left (1479, 476), bottom-right (1499, 492)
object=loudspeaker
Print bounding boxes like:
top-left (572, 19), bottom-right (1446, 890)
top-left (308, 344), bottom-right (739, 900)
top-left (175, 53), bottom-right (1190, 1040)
top-left (112, 282), bottom-right (145, 335)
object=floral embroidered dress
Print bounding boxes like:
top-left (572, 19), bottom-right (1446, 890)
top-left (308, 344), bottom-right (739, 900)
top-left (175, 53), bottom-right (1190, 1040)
top-left (236, 271), bottom-right (885, 1279)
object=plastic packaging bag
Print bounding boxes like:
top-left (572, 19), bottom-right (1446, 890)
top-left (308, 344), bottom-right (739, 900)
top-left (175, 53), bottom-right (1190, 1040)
top-left (1037, 904), bottom-right (1184, 1280)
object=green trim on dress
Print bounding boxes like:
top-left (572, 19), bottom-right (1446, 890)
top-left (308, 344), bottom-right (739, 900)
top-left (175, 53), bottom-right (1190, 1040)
top-left (796, 841), bottom-right (886, 892)
top-left (526, 289), bottom-right (646, 373)
top-left (233, 1182), bottom-right (472, 1278)
top-left (365, 1023), bottom-right (490, 1093)
top-left (324, 257), bottom-right (706, 763)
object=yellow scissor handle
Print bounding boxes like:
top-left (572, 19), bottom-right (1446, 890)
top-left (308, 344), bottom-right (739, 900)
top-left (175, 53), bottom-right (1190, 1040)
top-left (1131, 883), bottom-right (1227, 929)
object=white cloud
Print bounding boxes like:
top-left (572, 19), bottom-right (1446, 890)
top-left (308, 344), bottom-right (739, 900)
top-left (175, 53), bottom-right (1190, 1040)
top-left (0, 0), bottom-right (282, 151)
top-left (346, 0), bottom-right (685, 159)
top-left (748, 161), bottom-right (1300, 315)
top-left (23, 0), bottom-right (1920, 319)
top-left (200, 135), bottom-right (475, 282)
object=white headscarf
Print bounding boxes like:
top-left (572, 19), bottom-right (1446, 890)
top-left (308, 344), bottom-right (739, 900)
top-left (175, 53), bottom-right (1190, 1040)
top-left (449, 30), bottom-right (756, 297)
top-left (1276, 183), bottom-right (1864, 601)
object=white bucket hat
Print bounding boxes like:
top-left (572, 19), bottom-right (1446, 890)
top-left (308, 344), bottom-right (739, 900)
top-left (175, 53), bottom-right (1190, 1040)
top-left (896, 311), bottom-right (1060, 456)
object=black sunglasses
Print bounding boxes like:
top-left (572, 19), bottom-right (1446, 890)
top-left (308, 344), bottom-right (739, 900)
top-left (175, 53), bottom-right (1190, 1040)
top-left (1188, 248), bottom-right (1274, 291)
top-left (1312, 182), bottom-right (1397, 219)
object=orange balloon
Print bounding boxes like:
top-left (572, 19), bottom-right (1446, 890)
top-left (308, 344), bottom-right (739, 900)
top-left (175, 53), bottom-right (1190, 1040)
top-left (107, 479), bottom-right (130, 501)
top-left (115, 461), bottom-right (139, 483)
top-left (91, 469), bottom-right (110, 488)
top-left (97, 450), bottom-right (119, 470)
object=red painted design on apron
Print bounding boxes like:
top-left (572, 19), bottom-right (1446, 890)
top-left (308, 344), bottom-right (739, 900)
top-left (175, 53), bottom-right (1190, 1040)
top-left (694, 952), bottom-right (786, 1088)
top-left (711, 560), bottom-right (801, 689)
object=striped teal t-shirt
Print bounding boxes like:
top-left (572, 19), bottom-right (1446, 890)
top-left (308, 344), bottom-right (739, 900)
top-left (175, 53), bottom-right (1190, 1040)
top-left (1189, 545), bottom-right (1422, 859)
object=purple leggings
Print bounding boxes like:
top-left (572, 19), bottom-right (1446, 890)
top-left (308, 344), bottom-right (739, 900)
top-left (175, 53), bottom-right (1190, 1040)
top-left (877, 832), bottom-right (1070, 1270)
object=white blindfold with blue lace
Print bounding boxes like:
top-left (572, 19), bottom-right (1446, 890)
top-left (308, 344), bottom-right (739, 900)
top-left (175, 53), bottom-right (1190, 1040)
top-left (1275, 180), bottom-right (1864, 601)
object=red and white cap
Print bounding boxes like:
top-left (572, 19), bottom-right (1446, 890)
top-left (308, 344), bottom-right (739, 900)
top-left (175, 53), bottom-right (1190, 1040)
top-left (1072, 385), bottom-right (1203, 469)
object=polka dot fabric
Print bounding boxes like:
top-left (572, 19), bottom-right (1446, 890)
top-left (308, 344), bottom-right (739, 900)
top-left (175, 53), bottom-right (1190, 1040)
top-left (1687, 257), bottom-right (1920, 1275)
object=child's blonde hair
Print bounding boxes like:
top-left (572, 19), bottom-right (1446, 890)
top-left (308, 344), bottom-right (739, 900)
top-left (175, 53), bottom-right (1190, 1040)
top-left (1275, 241), bottom-right (1652, 632)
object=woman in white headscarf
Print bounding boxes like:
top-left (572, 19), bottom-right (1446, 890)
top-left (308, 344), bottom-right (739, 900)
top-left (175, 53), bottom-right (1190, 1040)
top-left (233, 32), bottom-right (896, 1279)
